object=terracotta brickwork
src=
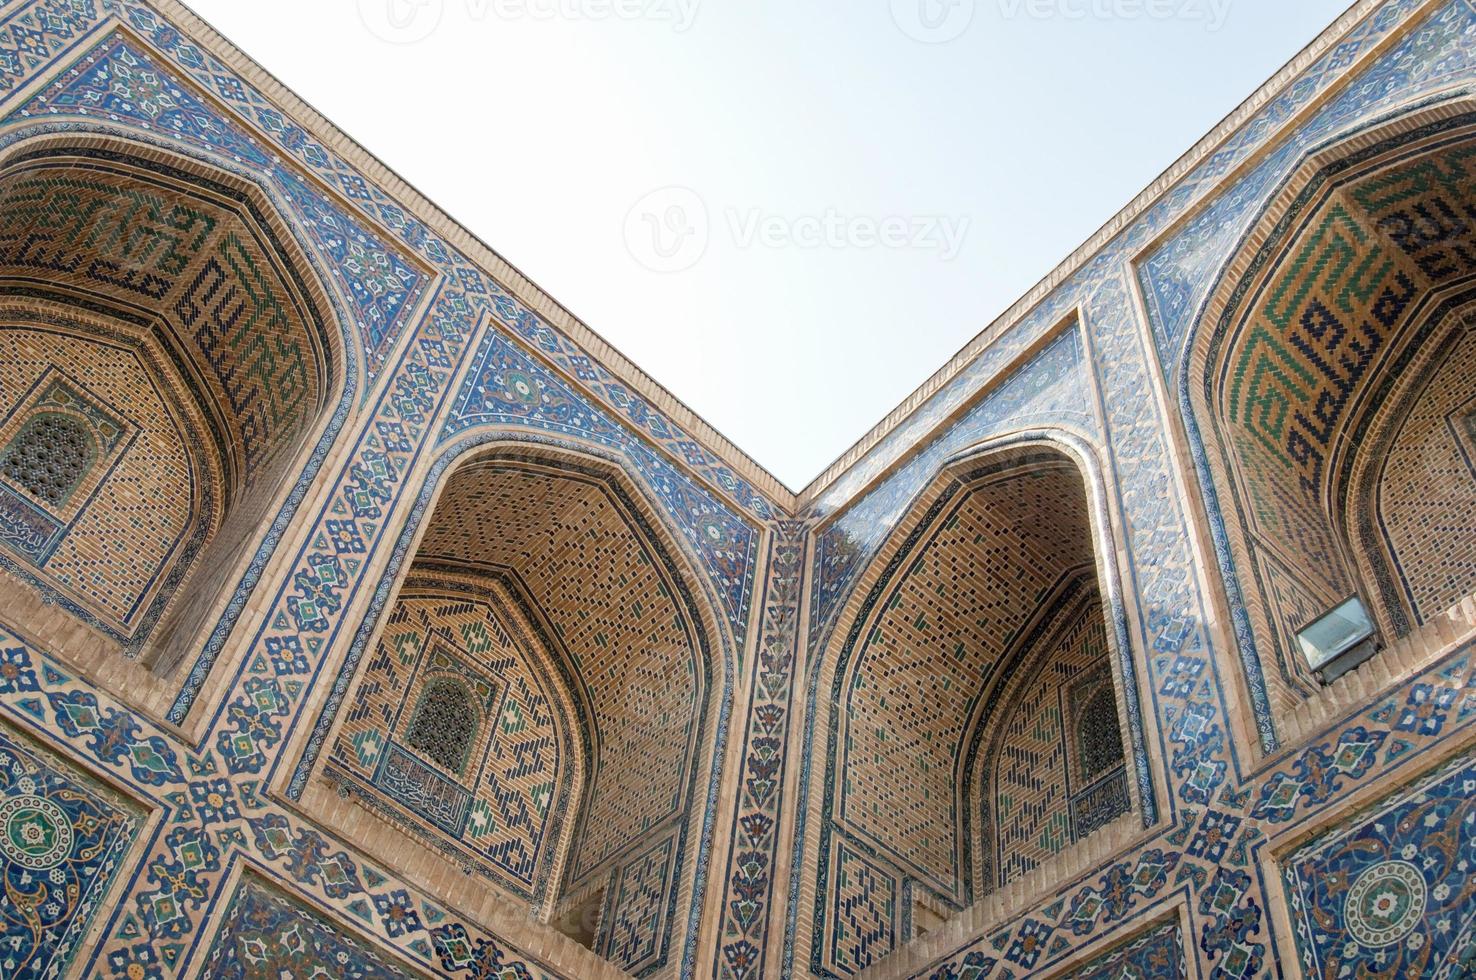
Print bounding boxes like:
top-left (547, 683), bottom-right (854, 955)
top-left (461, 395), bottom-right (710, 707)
top-left (0, 147), bottom-right (339, 669)
top-left (327, 569), bottom-right (574, 907)
top-left (983, 585), bottom-right (1126, 892)
top-left (411, 457), bottom-right (710, 894)
top-left (0, 317), bottom-right (211, 634)
top-left (840, 461), bottom-right (1095, 896)
top-left (2, 2), bottom-right (1476, 979)
top-left (801, 448), bottom-right (1138, 976)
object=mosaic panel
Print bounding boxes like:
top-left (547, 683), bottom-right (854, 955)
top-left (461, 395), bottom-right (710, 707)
top-left (202, 872), bottom-right (427, 979)
top-left (0, 144), bottom-right (360, 659)
top-left (329, 572), bottom-right (566, 900)
top-left (0, 718), bottom-right (144, 979)
top-left (1124, 0), bottom-right (1476, 751)
top-left (0, 368), bottom-right (131, 557)
top-left (0, 4), bottom-right (770, 977)
top-left (0, 155), bottom-right (332, 478)
top-left (15, 37), bottom-right (427, 386)
top-left (791, 5), bottom-right (1476, 968)
top-left (810, 328), bottom-right (1095, 649)
top-left (411, 459), bottom-right (706, 887)
top-left (1140, 0), bottom-right (1471, 374)
top-left (1283, 749), bottom-right (1476, 978)
top-left (1066, 919), bottom-right (1188, 979)
top-left (445, 330), bottom-right (758, 645)
top-left (713, 522), bottom-right (806, 980)
top-left (0, 0), bottom-right (1468, 978)
top-left (4, 27), bottom-right (431, 696)
top-left (1362, 317), bottom-right (1476, 624)
top-left (603, 836), bottom-right (675, 975)
top-left (830, 843), bottom-right (896, 976)
top-left (0, 377), bottom-right (119, 510)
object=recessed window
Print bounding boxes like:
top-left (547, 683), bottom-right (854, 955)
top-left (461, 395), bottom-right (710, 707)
top-left (407, 679), bottom-right (478, 775)
top-left (0, 413), bottom-right (96, 508)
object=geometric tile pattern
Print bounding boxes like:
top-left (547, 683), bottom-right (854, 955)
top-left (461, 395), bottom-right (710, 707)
top-left (0, 2), bottom-right (774, 975)
top-left (1141, 0), bottom-right (1476, 749)
top-left (0, 143), bottom-right (349, 656)
top-left (0, 322), bottom-right (205, 637)
top-left (712, 521), bottom-right (806, 980)
top-left (808, 327), bottom-right (1096, 653)
top-left (0, 157), bottom-right (330, 476)
top-left (1362, 314), bottom-right (1476, 625)
top-left (835, 460), bottom-right (1096, 903)
top-left (796, 5), bottom-right (1476, 978)
top-left (830, 843), bottom-right (895, 975)
top-left (1194, 132), bottom-right (1476, 715)
top-left (411, 458), bottom-right (707, 890)
top-left (983, 585), bottom-right (1126, 891)
top-left (444, 330), bottom-right (760, 647)
top-left (9, 28), bottom-right (427, 680)
top-left (0, 2), bottom-right (1475, 980)
top-left (603, 836), bottom-right (676, 975)
top-left (812, 451), bottom-right (1135, 976)
top-left (328, 570), bottom-right (567, 903)
top-left (15, 44), bottom-right (421, 388)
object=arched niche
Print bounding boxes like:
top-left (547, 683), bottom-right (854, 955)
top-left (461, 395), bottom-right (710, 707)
top-left (1184, 102), bottom-right (1476, 742)
top-left (805, 433), bottom-right (1148, 976)
top-left (322, 440), bottom-right (729, 978)
top-left (0, 137), bottom-right (343, 673)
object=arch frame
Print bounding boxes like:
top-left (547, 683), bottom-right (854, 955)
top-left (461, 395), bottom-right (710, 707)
top-left (285, 425), bottom-right (740, 977)
top-left (0, 121), bottom-right (375, 727)
top-left (797, 426), bottom-right (1157, 976)
top-left (1172, 89), bottom-right (1476, 757)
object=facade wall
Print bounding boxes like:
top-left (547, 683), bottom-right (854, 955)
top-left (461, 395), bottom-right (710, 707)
top-left (0, 1), bottom-right (1474, 979)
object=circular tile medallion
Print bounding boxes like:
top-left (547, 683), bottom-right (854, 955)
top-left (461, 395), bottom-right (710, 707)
top-left (0, 795), bottom-right (73, 870)
top-left (1345, 859), bottom-right (1427, 948)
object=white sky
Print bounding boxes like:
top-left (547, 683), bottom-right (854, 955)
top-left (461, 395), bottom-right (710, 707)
top-left (185, 0), bottom-right (1353, 490)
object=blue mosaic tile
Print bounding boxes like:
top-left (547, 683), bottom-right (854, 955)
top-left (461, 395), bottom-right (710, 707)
top-left (0, 721), bottom-right (143, 978)
top-left (1283, 750), bottom-right (1476, 978)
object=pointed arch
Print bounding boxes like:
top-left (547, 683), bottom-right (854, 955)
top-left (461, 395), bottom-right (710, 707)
top-left (1180, 97), bottom-right (1476, 748)
top-left (306, 430), bottom-right (737, 978)
top-left (799, 429), bottom-right (1152, 976)
top-left (0, 129), bottom-right (354, 682)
